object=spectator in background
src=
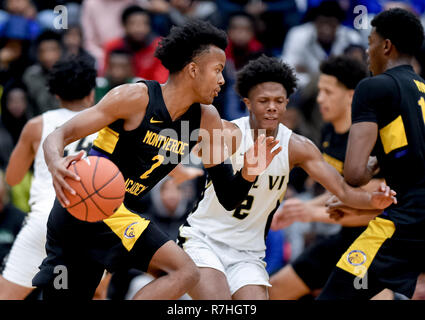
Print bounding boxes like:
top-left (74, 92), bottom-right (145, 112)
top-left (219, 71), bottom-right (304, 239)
top-left (220, 12), bottom-right (264, 120)
top-left (144, 0), bottom-right (219, 37)
top-left (0, 123), bottom-right (13, 171)
top-left (0, 16), bottom-right (33, 87)
top-left (282, 1), bottom-right (362, 88)
top-left (81, 0), bottom-right (138, 73)
top-left (103, 5), bottom-right (168, 83)
top-left (0, 82), bottom-right (29, 145)
top-left (1, 0), bottom-right (38, 21)
top-left (343, 44), bottom-right (368, 65)
top-left (61, 24), bottom-right (95, 65)
top-left (225, 12), bottom-right (264, 71)
top-left (0, 171), bottom-right (25, 265)
top-left (22, 30), bottom-right (62, 117)
top-left (216, 0), bottom-right (301, 55)
top-left (95, 49), bottom-right (139, 103)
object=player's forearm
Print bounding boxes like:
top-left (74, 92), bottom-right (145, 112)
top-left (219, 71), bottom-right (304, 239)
top-left (206, 162), bottom-right (254, 211)
top-left (306, 192), bottom-right (330, 207)
top-left (43, 129), bottom-right (67, 169)
top-left (311, 206), bottom-right (376, 226)
top-left (336, 182), bottom-right (377, 210)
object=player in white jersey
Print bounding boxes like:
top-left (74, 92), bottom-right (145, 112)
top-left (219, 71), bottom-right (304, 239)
top-left (178, 55), bottom-right (397, 300)
top-left (0, 56), bottom-right (98, 299)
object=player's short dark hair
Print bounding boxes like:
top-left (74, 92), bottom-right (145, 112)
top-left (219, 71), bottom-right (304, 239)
top-left (235, 55), bottom-right (297, 98)
top-left (121, 5), bottom-right (150, 26)
top-left (320, 55), bottom-right (368, 89)
top-left (48, 55), bottom-right (97, 101)
top-left (371, 8), bottom-right (424, 56)
top-left (154, 19), bottom-right (228, 74)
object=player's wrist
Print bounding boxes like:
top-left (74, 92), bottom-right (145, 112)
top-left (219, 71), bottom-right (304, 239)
top-left (241, 166), bottom-right (257, 182)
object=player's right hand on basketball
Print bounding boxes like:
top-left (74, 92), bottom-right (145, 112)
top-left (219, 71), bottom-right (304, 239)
top-left (49, 150), bottom-right (85, 207)
top-left (242, 134), bottom-right (281, 181)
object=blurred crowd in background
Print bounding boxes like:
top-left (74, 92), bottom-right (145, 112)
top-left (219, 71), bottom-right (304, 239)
top-left (0, 0), bottom-right (425, 300)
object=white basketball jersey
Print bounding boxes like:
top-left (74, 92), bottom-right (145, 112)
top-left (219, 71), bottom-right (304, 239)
top-left (29, 108), bottom-right (97, 215)
top-left (187, 116), bottom-right (292, 251)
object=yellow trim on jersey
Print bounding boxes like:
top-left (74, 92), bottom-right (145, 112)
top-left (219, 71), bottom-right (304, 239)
top-left (379, 115), bottom-right (408, 154)
top-left (419, 97), bottom-right (425, 123)
top-left (93, 126), bottom-right (119, 154)
top-left (103, 203), bottom-right (150, 251)
top-left (414, 80), bottom-right (425, 94)
top-left (336, 217), bottom-right (395, 278)
top-left (322, 153), bottom-right (343, 174)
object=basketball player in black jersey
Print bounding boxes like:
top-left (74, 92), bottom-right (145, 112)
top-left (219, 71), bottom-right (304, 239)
top-left (268, 55), bottom-right (387, 300)
top-left (318, 8), bottom-right (425, 299)
top-left (32, 20), bottom-right (282, 299)
top-left (269, 56), bottom-right (396, 299)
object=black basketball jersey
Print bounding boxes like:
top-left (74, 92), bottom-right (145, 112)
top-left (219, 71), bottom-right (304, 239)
top-left (90, 80), bottom-right (201, 211)
top-left (352, 65), bottom-right (425, 205)
top-left (320, 123), bottom-right (349, 175)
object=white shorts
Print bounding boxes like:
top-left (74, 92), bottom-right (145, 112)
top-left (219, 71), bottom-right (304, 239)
top-left (179, 225), bottom-right (271, 295)
top-left (1, 211), bottom-right (48, 288)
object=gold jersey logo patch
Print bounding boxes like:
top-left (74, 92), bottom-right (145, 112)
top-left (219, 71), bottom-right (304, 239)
top-left (124, 222), bottom-right (139, 239)
top-left (347, 250), bottom-right (367, 266)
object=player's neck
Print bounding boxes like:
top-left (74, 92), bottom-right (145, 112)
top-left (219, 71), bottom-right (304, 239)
top-left (332, 114), bottom-right (351, 134)
top-left (60, 99), bottom-right (90, 112)
top-left (161, 77), bottom-right (197, 121)
top-left (385, 56), bottom-right (413, 72)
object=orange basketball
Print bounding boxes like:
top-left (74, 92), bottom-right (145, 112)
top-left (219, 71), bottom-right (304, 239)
top-left (64, 156), bottom-right (125, 222)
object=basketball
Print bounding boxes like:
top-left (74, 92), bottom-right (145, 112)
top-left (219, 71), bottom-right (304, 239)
top-left (64, 156), bottom-right (125, 222)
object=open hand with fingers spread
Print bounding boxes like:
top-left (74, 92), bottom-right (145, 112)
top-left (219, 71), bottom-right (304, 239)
top-left (242, 134), bottom-right (282, 182)
top-left (370, 182), bottom-right (397, 209)
top-left (47, 150), bottom-right (85, 207)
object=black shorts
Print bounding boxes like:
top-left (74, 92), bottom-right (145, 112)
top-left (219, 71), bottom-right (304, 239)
top-left (291, 226), bottom-right (365, 290)
top-left (319, 208), bottom-right (425, 299)
top-left (32, 199), bottom-right (170, 299)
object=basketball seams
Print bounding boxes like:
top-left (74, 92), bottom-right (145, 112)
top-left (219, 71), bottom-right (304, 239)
top-left (65, 156), bottom-right (125, 221)
top-left (92, 156), bottom-right (124, 199)
top-left (87, 195), bottom-right (110, 218)
top-left (94, 170), bottom-right (125, 199)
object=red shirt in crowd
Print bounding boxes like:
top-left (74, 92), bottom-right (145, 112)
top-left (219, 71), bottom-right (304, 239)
top-left (103, 36), bottom-right (168, 83)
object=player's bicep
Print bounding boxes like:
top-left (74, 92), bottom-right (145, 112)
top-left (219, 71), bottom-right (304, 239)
top-left (344, 122), bottom-right (378, 186)
top-left (199, 105), bottom-right (229, 168)
top-left (62, 84), bottom-right (147, 146)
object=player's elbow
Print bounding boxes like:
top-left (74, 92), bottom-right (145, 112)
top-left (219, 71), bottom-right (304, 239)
top-left (217, 196), bottom-right (239, 211)
top-left (344, 173), bottom-right (369, 188)
top-left (5, 169), bottom-right (18, 186)
top-left (343, 167), bottom-right (369, 187)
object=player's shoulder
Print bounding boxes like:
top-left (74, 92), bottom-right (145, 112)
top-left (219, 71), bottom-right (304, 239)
top-left (102, 82), bottom-right (149, 108)
top-left (20, 114), bottom-right (43, 142)
top-left (199, 104), bottom-right (221, 127)
top-left (288, 133), bottom-right (319, 167)
top-left (356, 74), bottom-right (397, 94)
